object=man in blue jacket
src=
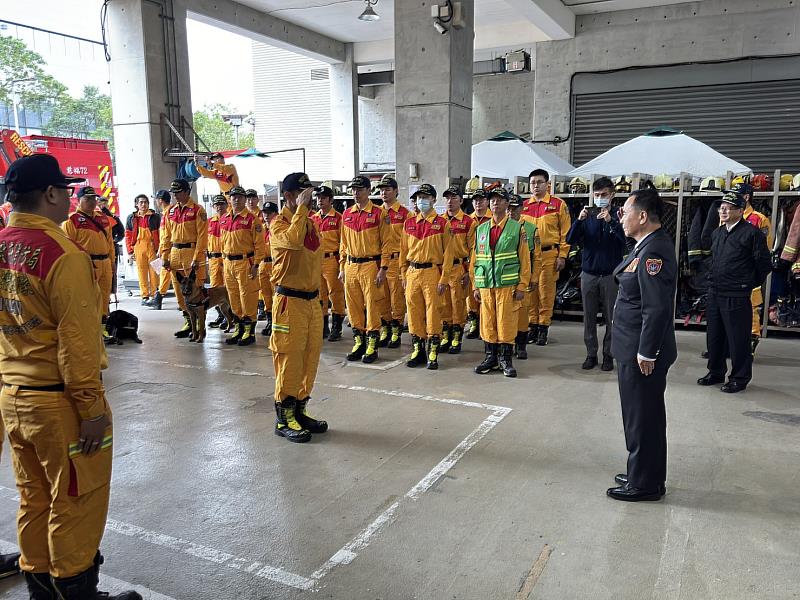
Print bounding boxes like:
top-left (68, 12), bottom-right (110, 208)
top-left (566, 177), bottom-right (627, 371)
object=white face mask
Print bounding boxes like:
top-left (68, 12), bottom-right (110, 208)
top-left (417, 198), bottom-right (433, 213)
top-left (594, 199), bottom-right (610, 209)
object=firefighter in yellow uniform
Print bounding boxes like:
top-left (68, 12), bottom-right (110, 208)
top-left (220, 186), bottom-right (265, 346)
top-left (62, 185), bottom-right (115, 327)
top-left (376, 175), bottom-right (410, 348)
top-left (466, 189), bottom-right (492, 339)
top-left (244, 189), bottom-right (270, 322)
top-left (259, 201), bottom-right (280, 337)
top-left (471, 188), bottom-right (531, 378)
top-left (206, 194), bottom-right (230, 329)
top-left (400, 183), bottom-right (455, 370)
top-left (0, 154), bottom-right (141, 599)
top-left (196, 152), bottom-right (239, 194)
top-left (124, 194), bottom-right (160, 305)
top-left (149, 189), bottom-right (173, 310)
top-left (311, 186), bottom-right (346, 342)
top-left (510, 195), bottom-right (541, 360)
top-left (269, 172), bottom-right (328, 444)
top-left (339, 175), bottom-right (391, 363)
top-left (159, 178), bottom-right (209, 338)
top-left (522, 169), bottom-right (570, 346)
top-left (442, 185), bottom-right (476, 354)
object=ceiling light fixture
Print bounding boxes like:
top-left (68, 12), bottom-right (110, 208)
top-left (358, 0), bottom-right (380, 21)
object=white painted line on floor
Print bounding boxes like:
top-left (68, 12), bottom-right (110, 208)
top-left (344, 356), bottom-right (407, 371)
top-left (652, 507), bottom-right (692, 600)
top-left (320, 382), bottom-right (510, 413)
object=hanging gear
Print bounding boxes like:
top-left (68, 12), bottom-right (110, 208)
top-left (406, 335), bottom-right (427, 368)
top-left (653, 174), bottom-right (673, 191)
top-left (568, 177), bottom-right (589, 194)
top-left (274, 397), bottom-right (312, 443)
top-left (614, 175), bottom-right (632, 194)
top-left (699, 176), bottom-right (725, 192)
top-left (751, 173), bottom-right (773, 191)
top-left (474, 342), bottom-right (499, 374)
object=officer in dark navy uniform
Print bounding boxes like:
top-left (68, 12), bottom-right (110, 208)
top-left (607, 188), bottom-right (677, 502)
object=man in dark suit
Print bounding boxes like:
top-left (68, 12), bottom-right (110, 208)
top-left (607, 188), bottom-right (678, 502)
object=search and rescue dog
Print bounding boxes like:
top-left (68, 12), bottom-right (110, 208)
top-left (175, 269), bottom-right (235, 343)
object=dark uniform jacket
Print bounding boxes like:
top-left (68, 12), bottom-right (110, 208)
top-left (708, 219), bottom-right (772, 297)
top-left (611, 228), bottom-right (678, 363)
top-left (565, 213), bottom-right (626, 276)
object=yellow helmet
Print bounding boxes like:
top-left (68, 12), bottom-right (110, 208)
top-left (700, 176), bottom-right (725, 192)
top-left (653, 174), bottom-right (672, 190)
top-left (730, 175), bottom-right (749, 187)
top-left (568, 177), bottom-right (589, 194)
top-left (793, 174), bottom-right (800, 191)
top-left (614, 175), bottom-right (631, 194)
top-left (780, 174), bottom-right (794, 191)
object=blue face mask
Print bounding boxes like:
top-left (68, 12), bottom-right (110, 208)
top-left (417, 198), bottom-right (433, 213)
top-left (594, 198), bottom-right (610, 209)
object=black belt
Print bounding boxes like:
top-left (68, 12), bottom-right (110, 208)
top-left (4, 383), bottom-right (64, 392)
top-left (348, 255), bottom-right (380, 264)
top-left (225, 252), bottom-right (255, 261)
top-left (410, 262), bottom-right (433, 269)
top-left (262, 257), bottom-right (273, 264)
top-left (453, 258), bottom-right (468, 265)
top-left (389, 252), bottom-right (400, 260)
top-left (276, 285), bottom-right (319, 300)
top-left (324, 251), bottom-right (340, 259)
top-left (208, 252), bottom-right (223, 259)
top-left (541, 245), bottom-right (559, 252)
top-left (90, 254), bottom-right (109, 261)
top-left (172, 243), bottom-right (194, 249)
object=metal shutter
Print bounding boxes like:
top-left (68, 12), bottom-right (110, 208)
top-left (571, 79), bottom-right (800, 173)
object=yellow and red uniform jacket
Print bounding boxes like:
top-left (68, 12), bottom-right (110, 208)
top-left (743, 206), bottom-right (773, 247)
top-left (469, 209), bottom-right (492, 226)
top-left (339, 201), bottom-right (391, 269)
top-left (0, 212), bottom-right (107, 419)
top-left (207, 214), bottom-right (223, 255)
top-left (159, 200), bottom-right (208, 263)
top-left (311, 208), bottom-right (343, 256)
top-left (446, 209), bottom-right (477, 266)
top-left (124, 209), bottom-right (160, 255)
top-left (399, 211), bottom-right (455, 286)
top-left (197, 161), bottom-right (239, 194)
top-left (520, 194), bottom-right (571, 259)
top-left (62, 209), bottom-right (115, 258)
top-left (270, 205), bottom-right (321, 292)
top-left (220, 209), bottom-right (266, 261)
top-left (383, 200), bottom-right (411, 257)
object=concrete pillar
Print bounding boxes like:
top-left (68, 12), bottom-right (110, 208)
top-left (108, 0), bottom-right (193, 219)
top-left (329, 43), bottom-right (359, 179)
top-left (395, 1), bottom-right (474, 201)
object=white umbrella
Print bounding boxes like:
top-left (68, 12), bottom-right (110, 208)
top-left (471, 132), bottom-right (575, 179)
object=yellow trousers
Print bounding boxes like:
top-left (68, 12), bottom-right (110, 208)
top-left (517, 289), bottom-right (532, 333)
top-left (1, 387), bottom-right (112, 579)
top-left (529, 250), bottom-right (558, 326)
top-left (91, 257), bottom-right (113, 318)
top-left (158, 264), bottom-right (172, 295)
top-left (344, 261), bottom-right (384, 332)
top-left (442, 264), bottom-right (468, 326)
top-left (258, 261), bottom-right (274, 312)
top-left (134, 244), bottom-right (158, 299)
top-left (379, 257), bottom-right (405, 322)
top-left (467, 282), bottom-right (479, 314)
top-left (224, 258), bottom-right (258, 320)
top-left (209, 257), bottom-right (224, 288)
top-left (320, 255), bottom-right (345, 315)
top-left (169, 247), bottom-right (207, 312)
top-left (479, 287), bottom-right (520, 344)
top-left (405, 266), bottom-right (443, 338)
top-left (270, 294), bottom-right (323, 401)
top-left (751, 287), bottom-right (763, 337)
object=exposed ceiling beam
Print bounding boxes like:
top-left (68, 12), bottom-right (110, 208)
top-left (187, 0), bottom-right (346, 63)
top-left (503, 0), bottom-right (576, 40)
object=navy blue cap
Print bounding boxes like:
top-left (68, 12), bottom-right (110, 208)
top-left (443, 185), bottom-right (462, 197)
top-left (721, 191), bottom-right (745, 209)
top-left (377, 175), bottom-right (398, 189)
top-left (313, 185), bottom-right (334, 198)
top-left (348, 175), bottom-right (371, 189)
top-left (411, 183), bottom-right (437, 199)
top-left (170, 179), bottom-right (191, 193)
top-left (212, 194), bottom-right (227, 205)
top-left (226, 186), bottom-right (246, 197)
top-left (4, 154), bottom-right (84, 194)
top-left (732, 182), bottom-right (753, 197)
top-left (155, 189), bottom-right (171, 202)
top-left (282, 172), bottom-right (312, 192)
top-left (487, 188), bottom-right (510, 201)
top-left (261, 201), bottom-right (279, 214)
top-left (77, 186), bottom-right (99, 199)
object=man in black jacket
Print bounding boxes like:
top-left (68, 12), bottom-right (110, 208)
top-left (566, 177), bottom-right (627, 371)
top-left (697, 191), bottom-right (772, 393)
top-left (607, 188), bottom-right (677, 502)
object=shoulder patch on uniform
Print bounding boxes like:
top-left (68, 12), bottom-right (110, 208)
top-left (645, 258), bottom-right (663, 276)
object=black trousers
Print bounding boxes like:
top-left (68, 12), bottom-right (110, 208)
top-left (617, 359), bottom-right (670, 491)
top-left (706, 293), bottom-right (752, 385)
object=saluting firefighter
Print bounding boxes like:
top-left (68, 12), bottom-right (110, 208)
top-left (125, 194), bottom-right (160, 306)
top-left (441, 185), bottom-right (476, 354)
top-left (376, 175), bottom-right (410, 348)
top-left (311, 185), bottom-right (346, 341)
top-left (471, 188), bottom-right (531, 378)
top-left (522, 169), bottom-right (571, 346)
top-left (339, 175), bottom-right (391, 363)
top-left (270, 173), bottom-right (328, 444)
top-left (62, 185), bottom-right (116, 336)
top-left (158, 178), bottom-right (209, 337)
top-left (220, 186), bottom-right (265, 346)
top-left (196, 152), bottom-right (240, 194)
top-left (465, 189), bottom-right (492, 339)
top-left (1, 154), bottom-right (141, 599)
top-left (259, 201), bottom-right (280, 337)
top-left (510, 195), bottom-right (541, 360)
top-left (149, 189), bottom-right (173, 310)
top-left (207, 194), bottom-right (229, 329)
top-left (399, 184), bottom-right (455, 370)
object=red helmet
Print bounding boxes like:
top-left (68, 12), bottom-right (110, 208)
top-left (751, 173), bottom-right (773, 192)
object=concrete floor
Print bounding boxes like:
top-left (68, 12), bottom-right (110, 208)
top-left (0, 295), bottom-right (798, 600)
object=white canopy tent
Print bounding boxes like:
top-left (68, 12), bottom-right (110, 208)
top-left (471, 132), bottom-right (575, 179)
top-left (568, 129), bottom-right (751, 177)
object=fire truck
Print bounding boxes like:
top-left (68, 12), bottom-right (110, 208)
top-left (0, 128), bottom-right (119, 215)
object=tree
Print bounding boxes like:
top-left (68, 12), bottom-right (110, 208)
top-left (0, 36), bottom-right (65, 109)
top-left (192, 104), bottom-right (255, 151)
top-left (45, 85), bottom-right (113, 142)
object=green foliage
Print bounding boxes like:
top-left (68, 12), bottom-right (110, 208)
top-left (192, 104), bottom-right (255, 152)
top-left (44, 86), bottom-right (113, 144)
top-left (0, 35), bottom-right (65, 108)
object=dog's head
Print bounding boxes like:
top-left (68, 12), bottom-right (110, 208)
top-left (175, 268), bottom-right (199, 299)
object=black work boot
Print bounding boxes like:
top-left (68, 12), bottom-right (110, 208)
top-left (582, 355), bottom-right (598, 370)
top-left (261, 312), bottom-right (272, 336)
top-left (536, 325), bottom-right (549, 346)
top-left (295, 397), bottom-right (328, 433)
top-left (527, 323), bottom-right (539, 344)
top-left (406, 335), bottom-right (427, 367)
top-left (24, 572), bottom-right (53, 599)
top-left (448, 325), bottom-right (463, 354)
top-left (474, 342), bottom-right (499, 374)
top-left (347, 330), bottom-right (366, 361)
top-left (362, 331), bottom-right (379, 363)
top-left (274, 397), bottom-right (312, 443)
top-left (440, 323), bottom-right (451, 350)
top-left (426, 336), bottom-right (441, 370)
top-left (465, 312), bottom-right (480, 339)
top-left (174, 312), bottom-right (192, 338)
top-left (499, 343), bottom-right (517, 378)
top-left (225, 318), bottom-right (243, 345)
top-left (322, 314), bottom-right (330, 340)
top-left (257, 299), bottom-right (267, 321)
top-left (51, 564), bottom-right (142, 600)
top-left (209, 306), bottom-right (225, 328)
top-left (0, 552), bottom-right (20, 579)
top-left (751, 335), bottom-right (760, 356)
top-left (149, 291), bottom-right (163, 310)
top-left (601, 354), bottom-right (614, 371)
top-left (378, 319), bottom-right (390, 347)
top-left (515, 331), bottom-right (528, 359)
top-left (328, 314), bottom-right (344, 341)
top-left (387, 319), bottom-right (402, 348)
top-left (238, 319), bottom-right (256, 346)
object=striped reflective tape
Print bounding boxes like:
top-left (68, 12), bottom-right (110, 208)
top-left (69, 434), bottom-right (113, 457)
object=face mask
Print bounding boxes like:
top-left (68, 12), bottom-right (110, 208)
top-left (417, 198), bottom-right (432, 212)
top-left (594, 199), bottom-right (609, 209)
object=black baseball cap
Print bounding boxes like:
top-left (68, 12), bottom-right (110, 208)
top-left (261, 201), bottom-right (279, 214)
top-left (720, 191), bottom-right (745, 209)
top-left (170, 179), bottom-right (191, 193)
top-left (472, 189), bottom-right (487, 199)
top-left (77, 186), bottom-right (99, 199)
top-left (212, 194), bottom-right (227, 205)
top-left (377, 175), bottom-right (398, 189)
top-left (732, 182), bottom-right (753, 197)
top-left (245, 188), bottom-right (259, 197)
top-left (155, 189), bottom-right (171, 202)
top-left (411, 183), bottom-right (437, 199)
top-left (509, 195), bottom-right (522, 207)
top-left (313, 185), bottom-right (334, 198)
top-left (282, 172), bottom-right (312, 192)
top-left (348, 175), bottom-right (371, 189)
top-left (443, 185), bottom-right (462, 198)
top-left (487, 188), bottom-right (510, 201)
top-left (227, 186), bottom-right (246, 197)
top-left (4, 154), bottom-right (84, 194)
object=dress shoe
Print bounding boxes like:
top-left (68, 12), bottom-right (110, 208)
top-left (601, 355), bottom-right (614, 371)
top-left (700, 350), bottom-right (709, 359)
top-left (721, 381), bottom-right (747, 394)
top-left (581, 356), bottom-right (597, 370)
top-left (614, 474), bottom-right (666, 495)
top-left (697, 373), bottom-right (724, 386)
top-left (606, 485), bottom-right (664, 502)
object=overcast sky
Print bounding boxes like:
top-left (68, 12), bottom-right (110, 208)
top-left (0, 0), bottom-right (254, 112)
